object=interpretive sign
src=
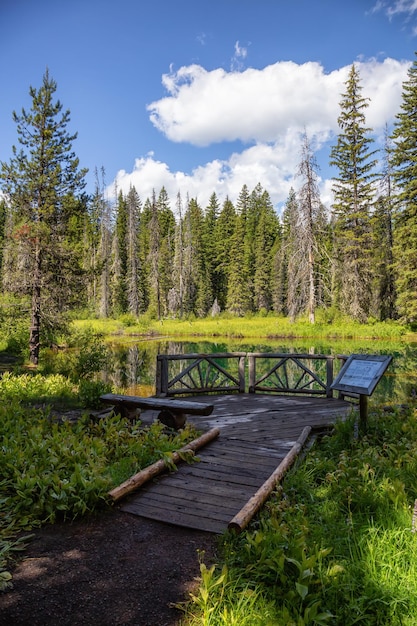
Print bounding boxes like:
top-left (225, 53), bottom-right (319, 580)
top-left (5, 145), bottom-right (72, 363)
top-left (331, 354), bottom-right (392, 396)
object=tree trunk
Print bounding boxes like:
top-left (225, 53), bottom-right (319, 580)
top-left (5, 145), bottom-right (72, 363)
top-left (29, 242), bottom-right (41, 365)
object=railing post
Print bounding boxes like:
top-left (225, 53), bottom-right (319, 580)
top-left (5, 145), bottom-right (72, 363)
top-left (238, 355), bottom-right (246, 392)
top-left (326, 356), bottom-right (334, 398)
top-left (156, 355), bottom-right (168, 396)
top-left (248, 353), bottom-right (255, 393)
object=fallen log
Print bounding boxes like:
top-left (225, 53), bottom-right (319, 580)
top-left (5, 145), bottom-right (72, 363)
top-left (228, 425), bottom-right (312, 533)
top-left (108, 427), bottom-right (220, 502)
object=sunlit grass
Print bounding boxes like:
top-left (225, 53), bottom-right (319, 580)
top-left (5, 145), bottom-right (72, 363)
top-left (181, 407), bottom-right (417, 625)
top-left (71, 312), bottom-right (408, 342)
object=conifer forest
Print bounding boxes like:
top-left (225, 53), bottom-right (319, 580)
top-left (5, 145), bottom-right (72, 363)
top-left (2, 58), bottom-right (417, 363)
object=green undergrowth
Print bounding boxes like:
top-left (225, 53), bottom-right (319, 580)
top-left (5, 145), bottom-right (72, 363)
top-left (182, 406), bottom-right (417, 625)
top-left (0, 372), bottom-right (198, 590)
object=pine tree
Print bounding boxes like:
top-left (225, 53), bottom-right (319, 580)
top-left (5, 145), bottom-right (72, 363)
top-left (295, 132), bottom-right (324, 323)
top-left (156, 187), bottom-right (175, 316)
top-left (226, 212), bottom-right (251, 315)
top-left (252, 186), bottom-right (280, 312)
top-left (282, 189), bottom-right (303, 320)
top-left (169, 192), bottom-right (185, 316)
top-left (125, 186), bottom-right (143, 316)
top-left (391, 54), bottom-right (417, 320)
top-left (182, 197), bottom-right (205, 314)
top-left (147, 190), bottom-right (161, 318)
top-left (330, 64), bottom-right (377, 321)
top-left (371, 127), bottom-right (396, 320)
top-left (202, 193), bottom-right (220, 309)
top-left (214, 197), bottom-right (236, 309)
top-left (0, 69), bottom-right (87, 363)
top-left (111, 190), bottom-right (128, 314)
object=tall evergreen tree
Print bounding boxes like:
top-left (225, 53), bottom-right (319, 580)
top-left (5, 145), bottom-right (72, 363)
top-left (156, 187), bottom-right (175, 317)
top-left (282, 188), bottom-right (303, 320)
top-left (330, 64), bottom-right (377, 321)
top-left (169, 192), bottom-right (185, 316)
top-left (182, 197), bottom-right (205, 314)
top-left (226, 212), bottom-right (251, 315)
top-left (0, 69), bottom-right (87, 363)
top-left (391, 54), bottom-right (417, 320)
top-left (371, 127), bottom-right (396, 320)
top-left (202, 192), bottom-right (220, 309)
top-left (252, 186), bottom-right (280, 312)
top-left (295, 132), bottom-right (324, 323)
top-left (214, 197), bottom-right (236, 309)
top-left (111, 190), bottom-right (128, 314)
top-left (147, 190), bottom-right (162, 318)
top-left (125, 186), bottom-right (143, 316)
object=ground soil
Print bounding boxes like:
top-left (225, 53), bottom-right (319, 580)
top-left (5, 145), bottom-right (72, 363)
top-left (0, 508), bottom-right (218, 626)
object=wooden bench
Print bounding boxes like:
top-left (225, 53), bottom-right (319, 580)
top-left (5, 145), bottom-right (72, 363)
top-left (100, 393), bottom-right (214, 430)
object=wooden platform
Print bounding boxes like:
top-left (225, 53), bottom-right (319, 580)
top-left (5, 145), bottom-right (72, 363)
top-left (121, 394), bottom-right (355, 533)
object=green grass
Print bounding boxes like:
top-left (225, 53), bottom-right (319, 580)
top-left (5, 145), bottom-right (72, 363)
top-left (181, 406), bottom-right (417, 625)
top-left (72, 311), bottom-right (409, 342)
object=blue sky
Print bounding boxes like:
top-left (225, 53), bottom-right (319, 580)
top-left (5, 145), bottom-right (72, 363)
top-left (1, 0), bottom-right (417, 213)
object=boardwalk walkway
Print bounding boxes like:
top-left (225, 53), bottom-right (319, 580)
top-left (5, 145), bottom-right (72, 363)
top-left (121, 394), bottom-right (355, 533)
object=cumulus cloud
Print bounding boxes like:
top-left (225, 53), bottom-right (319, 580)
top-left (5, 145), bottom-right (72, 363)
top-left (148, 59), bottom-right (408, 146)
top-left (113, 57), bottom-right (410, 213)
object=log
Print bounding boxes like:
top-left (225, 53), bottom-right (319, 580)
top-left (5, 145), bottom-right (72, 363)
top-left (108, 427), bottom-right (220, 502)
top-left (228, 425), bottom-right (312, 533)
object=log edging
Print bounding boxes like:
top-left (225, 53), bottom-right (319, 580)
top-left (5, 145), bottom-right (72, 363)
top-left (228, 425), bottom-right (312, 533)
top-left (108, 427), bottom-right (220, 502)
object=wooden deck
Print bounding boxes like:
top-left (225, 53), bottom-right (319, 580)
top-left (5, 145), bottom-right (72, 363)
top-left (121, 394), bottom-right (355, 533)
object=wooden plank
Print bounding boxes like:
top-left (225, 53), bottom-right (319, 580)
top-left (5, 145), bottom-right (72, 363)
top-left (123, 496), bottom-right (236, 523)
top-left (140, 478), bottom-right (254, 506)
top-left (176, 464), bottom-right (266, 488)
top-left (131, 489), bottom-right (243, 516)
top-left (122, 501), bottom-right (228, 533)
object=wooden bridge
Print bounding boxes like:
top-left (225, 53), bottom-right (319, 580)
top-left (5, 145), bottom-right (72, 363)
top-left (116, 353), bottom-right (357, 534)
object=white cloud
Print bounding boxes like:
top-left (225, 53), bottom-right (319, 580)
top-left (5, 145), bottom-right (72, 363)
top-left (372, 0), bottom-right (417, 21)
top-left (148, 58), bottom-right (408, 145)
top-left (386, 0), bottom-right (417, 17)
top-left (231, 40), bottom-right (248, 71)
top-left (113, 58), bottom-right (410, 214)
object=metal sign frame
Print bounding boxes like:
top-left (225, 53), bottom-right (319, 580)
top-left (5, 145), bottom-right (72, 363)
top-left (331, 354), bottom-right (392, 396)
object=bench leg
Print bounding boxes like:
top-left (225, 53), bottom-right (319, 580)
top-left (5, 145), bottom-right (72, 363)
top-left (111, 402), bottom-right (140, 420)
top-left (157, 410), bottom-right (186, 430)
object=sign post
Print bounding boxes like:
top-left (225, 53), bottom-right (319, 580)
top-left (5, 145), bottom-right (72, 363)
top-left (331, 355), bottom-right (392, 431)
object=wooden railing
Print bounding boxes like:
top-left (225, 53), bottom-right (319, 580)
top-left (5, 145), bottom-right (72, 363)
top-left (156, 353), bottom-right (246, 396)
top-left (248, 353), bottom-right (335, 397)
top-left (157, 352), bottom-right (348, 398)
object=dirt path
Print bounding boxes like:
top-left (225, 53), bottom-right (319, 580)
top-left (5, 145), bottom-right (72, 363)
top-left (0, 508), bottom-right (218, 626)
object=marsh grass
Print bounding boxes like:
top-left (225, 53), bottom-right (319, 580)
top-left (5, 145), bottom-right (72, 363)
top-left (181, 407), bottom-right (417, 625)
top-left (72, 312), bottom-right (408, 342)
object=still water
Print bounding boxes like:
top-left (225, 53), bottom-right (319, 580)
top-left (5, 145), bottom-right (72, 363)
top-left (103, 336), bottom-right (417, 406)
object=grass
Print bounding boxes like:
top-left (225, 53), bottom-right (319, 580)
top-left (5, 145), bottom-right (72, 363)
top-left (181, 406), bottom-right (417, 625)
top-left (71, 312), bottom-right (409, 342)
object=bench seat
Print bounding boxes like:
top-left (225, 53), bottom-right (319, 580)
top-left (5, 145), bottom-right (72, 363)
top-left (100, 393), bottom-right (214, 429)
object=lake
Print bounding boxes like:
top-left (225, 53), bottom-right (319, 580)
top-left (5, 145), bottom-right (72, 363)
top-left (103, 335), bottom-right (417, 406)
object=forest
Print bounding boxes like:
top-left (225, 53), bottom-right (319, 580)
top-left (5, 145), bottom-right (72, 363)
top-left (1, 58), bottom-right (417, 364)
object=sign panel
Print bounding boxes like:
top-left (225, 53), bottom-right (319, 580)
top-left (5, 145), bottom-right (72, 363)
top-left (331, 354), bottom-right (392, 396)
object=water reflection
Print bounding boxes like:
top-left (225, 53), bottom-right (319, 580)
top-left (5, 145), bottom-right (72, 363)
top-left (104, 337), bottom-right (417, 404)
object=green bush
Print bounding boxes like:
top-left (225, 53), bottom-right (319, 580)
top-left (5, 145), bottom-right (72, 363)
top-left (78, 379), bottom-right (112, 408)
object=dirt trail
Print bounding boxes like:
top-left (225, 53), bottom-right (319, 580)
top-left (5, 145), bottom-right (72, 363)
top-left (0, 508), bottom-right (218, 626)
